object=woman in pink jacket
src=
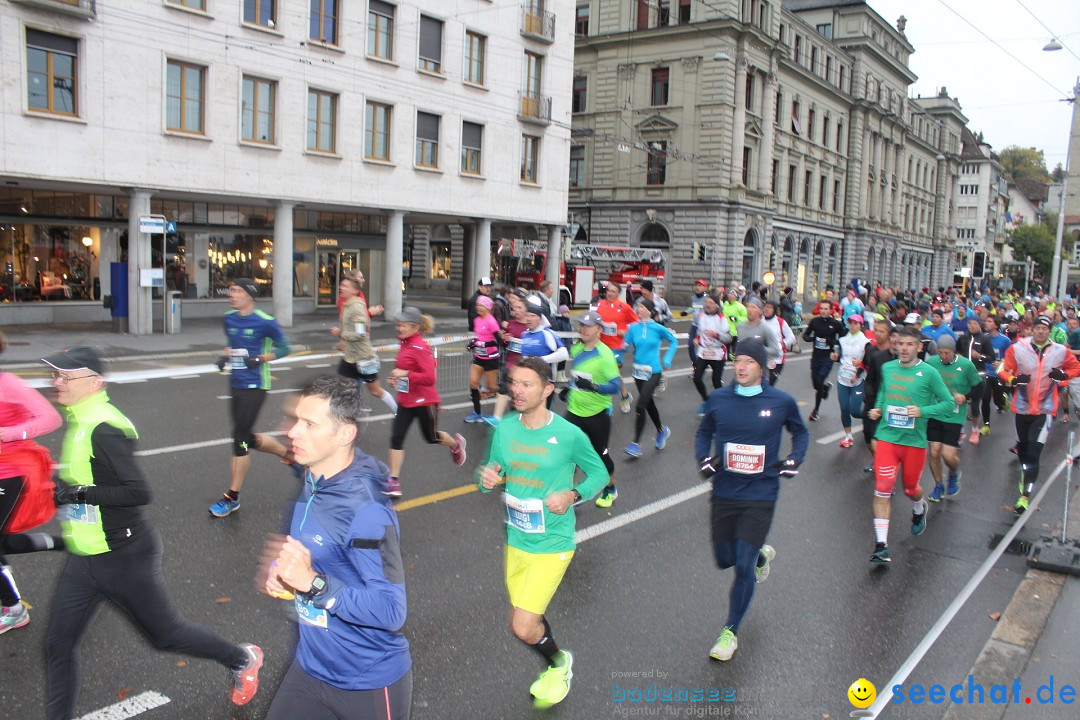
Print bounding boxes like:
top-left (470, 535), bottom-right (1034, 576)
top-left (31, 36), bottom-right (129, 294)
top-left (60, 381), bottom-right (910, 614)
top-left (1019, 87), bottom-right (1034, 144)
top-left (384, 307), bottom-right (466, 497)
top-left (0, 331), bottom-right (64, 634)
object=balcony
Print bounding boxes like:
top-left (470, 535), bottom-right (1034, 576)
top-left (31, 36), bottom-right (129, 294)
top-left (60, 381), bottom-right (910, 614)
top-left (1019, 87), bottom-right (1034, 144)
top-left (518, 92), bottom-right (552, 125)
top-left (521, 7), bottom-right (556, 43)
top-left (12, 0), bottom-right (95, 18)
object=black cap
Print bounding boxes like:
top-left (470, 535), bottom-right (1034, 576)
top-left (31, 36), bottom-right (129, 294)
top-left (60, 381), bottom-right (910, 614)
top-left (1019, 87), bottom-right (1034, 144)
top-left (41, 346), bottom-right (105, 376)
top-left (230, 278), bottom-right (259, 298)
top-left (640, 279), bottom-right (654, 291)
top-left (1034, 315), bottom-right (1053, 328)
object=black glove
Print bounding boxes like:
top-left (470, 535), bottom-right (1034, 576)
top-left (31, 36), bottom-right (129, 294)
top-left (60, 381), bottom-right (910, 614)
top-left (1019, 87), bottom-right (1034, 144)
top-left (698, 456), bottom-right (719, 479)
top-left (773, 458), bottom-right (800, 477)
top-left (54, 483), bottom-right (87, 506)
top-left (680, 310), bottom-right (690, 317)
top-left (558, 387), bottom-right (570, 403)
top-left (1049, 368), bottom-right (1068, 382)
top-left (245, 356), bottom-right (265, 370)
top-left (1013, 373), bottom-right (1032, 386)
top-left (215, 355), bottom-right (228, 372)
top-left (574, 377), bottom-right (596, 392)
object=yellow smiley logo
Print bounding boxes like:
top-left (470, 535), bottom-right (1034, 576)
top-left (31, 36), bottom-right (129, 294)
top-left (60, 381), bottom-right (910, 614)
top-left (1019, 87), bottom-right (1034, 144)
top-left (848, 678), bottom-right (876, 709)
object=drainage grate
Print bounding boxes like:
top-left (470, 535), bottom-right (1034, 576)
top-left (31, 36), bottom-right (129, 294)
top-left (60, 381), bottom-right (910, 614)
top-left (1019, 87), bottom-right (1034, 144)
top-left (988, 533), bottom-right (1032, 556)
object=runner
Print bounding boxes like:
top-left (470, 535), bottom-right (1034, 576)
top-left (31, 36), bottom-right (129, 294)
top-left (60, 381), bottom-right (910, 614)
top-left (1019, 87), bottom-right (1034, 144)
top-left (762, 299), bottom-right (795, 386)
top-left (721, 288), bottom-right (748, 352)
top-left (802, 301), bottom-right (847, 421)
top-left (385, 307), bottom-right (466, 498)
top-left (735, 297), bottom-right (780, 373)
top-left (956, 315), bottom-right (990, 444)
top-left (980, 315), bottom-right (1012, 432)
top-left (924, 335), bottom-right (984, 502)
top-left (484, 291), bottom-right (529, 427)
top-left (621, 299), bottom-right (678, 458)
top-left (264, 376), bottom-right (411, 720)
top-left (693, 293), bottom-right (731, 416)
top-left (520, 295), bottom-right (570, 390)
top-left (861, 317), bottom-right (897, 473)
top-left (634, 280), bottom-right (672, 325)
top-left (41, 347), bottom-right (263, 719)
top-left (997, 315), bottom-right (1080, 514)
top-left (865, 326), bottom-right (955, 563)
top-left (563, 311), bottom-right (623, 508)
top-left (684, 279), bottom-right (710, 365)
top-left (595, 281), bottom-right (638, 413)
top-left (694, 337), bottom-right (808, 662)
top-left (331, 276), bottom-right (398, 415)
top-left (465, 295), bottom-right (502, 423)
top-left (0, 330), bottom-right (63, 635)
top-left (476, 357), bottom-right (609, 708)
top-left (210, 278), bottom-right (294, 517)
top-left (834, 315), bottom-right (871, 448)
top-left (1065, 315), bottom-right (1080, 426)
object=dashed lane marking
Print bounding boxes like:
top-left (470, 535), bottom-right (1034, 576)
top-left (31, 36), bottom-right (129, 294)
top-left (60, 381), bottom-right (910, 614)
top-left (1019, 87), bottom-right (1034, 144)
top-left (75, 691), bottom-right (171, 720)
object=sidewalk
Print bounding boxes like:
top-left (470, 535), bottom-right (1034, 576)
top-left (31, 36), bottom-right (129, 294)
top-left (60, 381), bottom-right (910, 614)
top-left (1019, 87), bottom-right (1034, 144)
top-left (0, 289), bottom-right (472, 367)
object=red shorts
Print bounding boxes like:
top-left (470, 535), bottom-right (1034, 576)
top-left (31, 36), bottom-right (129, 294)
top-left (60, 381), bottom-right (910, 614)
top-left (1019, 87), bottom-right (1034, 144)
top-left (874, 440), bottom-right (926, 498)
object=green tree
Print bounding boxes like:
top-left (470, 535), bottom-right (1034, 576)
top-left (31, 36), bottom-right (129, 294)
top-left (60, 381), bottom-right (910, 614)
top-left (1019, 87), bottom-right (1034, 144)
top-left (998, 146), bottom-right (1049, 180)
top-left (1052, 162), bottom-right (1066, 182)
top-left (1009, 222), bottom-right (1057, 279)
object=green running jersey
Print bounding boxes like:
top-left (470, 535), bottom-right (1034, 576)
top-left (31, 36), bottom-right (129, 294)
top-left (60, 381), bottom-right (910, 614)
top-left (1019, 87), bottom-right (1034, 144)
top-left (925, 355), bottom-right (984, 425)
top-left (872, 359), bottom-right (955, 448)
top-left (566, 342), bottom-right (621, 418)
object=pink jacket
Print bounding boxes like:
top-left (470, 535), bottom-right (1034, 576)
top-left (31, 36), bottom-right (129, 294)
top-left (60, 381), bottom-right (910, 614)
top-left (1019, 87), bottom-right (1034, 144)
top-left (394, 334), bottom-right (440, 408)
top-left (0, 372), bottom-right (62, 478)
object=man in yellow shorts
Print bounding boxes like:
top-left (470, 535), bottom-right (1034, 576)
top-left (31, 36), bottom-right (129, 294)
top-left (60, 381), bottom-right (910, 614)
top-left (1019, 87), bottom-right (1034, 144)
top-left (477, 356), bottom-right (609, 708)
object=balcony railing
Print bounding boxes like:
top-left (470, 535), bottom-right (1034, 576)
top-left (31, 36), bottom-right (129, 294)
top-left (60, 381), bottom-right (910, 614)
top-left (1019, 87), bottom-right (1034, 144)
top-left (12, 0), bottom-right (95, 18)
top-left (521, 7), bottom-right (556, 43)
top-left (518, 92), bottom-right (552, 124)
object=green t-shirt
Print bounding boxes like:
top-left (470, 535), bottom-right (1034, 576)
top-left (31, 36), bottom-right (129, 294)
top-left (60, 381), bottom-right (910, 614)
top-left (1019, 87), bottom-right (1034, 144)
top-left (925, 355), bottom-right (984, 425)
top-left (873, 359), bottom-right (955, 447)
top-left (479, 412), bottom-right (609, 553)
top-left (567, 342), bottom-right (621, 418)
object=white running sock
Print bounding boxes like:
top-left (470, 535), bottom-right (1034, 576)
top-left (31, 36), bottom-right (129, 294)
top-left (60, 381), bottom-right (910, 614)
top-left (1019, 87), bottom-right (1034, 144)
top-left (912, 498), bottom-right (927, 516)
top-left (873, 519), bottom-right (889, 544)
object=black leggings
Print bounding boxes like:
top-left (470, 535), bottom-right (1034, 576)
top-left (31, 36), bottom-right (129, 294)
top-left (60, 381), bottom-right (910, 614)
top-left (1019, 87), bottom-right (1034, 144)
top-left (1016, 414), bottom-right (1052, 497)
top-left (46, 529), bottom-right (246, 720)
top-left (982, 376), bottom-right (1008, 418)
top-left (633, 375), bottom-right (663, 443)
top-left (810, 357), bottom-right (833, 412)
top-left (565, 410), bottom-right (615, 475)
top-left (390, 405), bottom-right (440, 450)
top-left (267, 660), bottom-right (412, 720)
top-left (0, 475), bottom-right (24, 606)
top-left (768, 363), bottom-right (785, 386)
top-left (693, 359), bottom-right (725, 400)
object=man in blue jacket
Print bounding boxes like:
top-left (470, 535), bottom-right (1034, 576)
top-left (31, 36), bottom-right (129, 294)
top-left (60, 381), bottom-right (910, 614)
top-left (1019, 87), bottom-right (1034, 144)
top-left (695, 338), bottom-right (808, 663)
top-left (265, 376), bottom-right (411, 719)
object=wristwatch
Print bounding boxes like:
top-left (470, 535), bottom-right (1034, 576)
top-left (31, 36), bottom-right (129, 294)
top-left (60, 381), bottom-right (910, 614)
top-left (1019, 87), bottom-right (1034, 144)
top-left (570, 489), bottom-right (582, 504)
top-left (303, 573), bottom-right (328, 599)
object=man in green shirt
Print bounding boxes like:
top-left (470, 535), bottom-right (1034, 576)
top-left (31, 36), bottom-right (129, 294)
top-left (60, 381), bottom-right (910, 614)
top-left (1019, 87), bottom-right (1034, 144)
top-left (563, 311), bottom-right (623, 508)
top-left (924, 335), bottom-right (984, 502)
top-left (477, 357), bottom-right (609, 708)
top-left (722, 288), bottom-right (748, 347)
top-left (866, 326), bottom-right (955, 564)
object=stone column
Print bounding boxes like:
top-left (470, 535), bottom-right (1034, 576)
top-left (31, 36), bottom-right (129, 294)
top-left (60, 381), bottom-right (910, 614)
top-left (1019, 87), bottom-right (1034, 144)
top-left (127, 189), bottom-right (153, 335)
top-left (731, 58), bottom-right (748, 186)
top-left (545, 225), bottom-right (562, 291)
top-left (383, 210), bottom-right (405, 319)
top-left (474, 218), bottom-right (492, 285)
top-left (758, 73), bottom-right (777, 193)
top-left (892, 145), bottom-right (905, 226)
top-left (273, 201), bottom-right (294, 327)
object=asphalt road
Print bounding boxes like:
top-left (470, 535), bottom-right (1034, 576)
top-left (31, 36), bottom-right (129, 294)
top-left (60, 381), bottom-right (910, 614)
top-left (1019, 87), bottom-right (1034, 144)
top-left (2, 349), bottom-right (1068, 720)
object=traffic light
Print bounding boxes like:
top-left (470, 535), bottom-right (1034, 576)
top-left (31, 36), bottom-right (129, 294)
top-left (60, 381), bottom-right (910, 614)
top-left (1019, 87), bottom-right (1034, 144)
top-left (972, 251), bottom-right (986, 279)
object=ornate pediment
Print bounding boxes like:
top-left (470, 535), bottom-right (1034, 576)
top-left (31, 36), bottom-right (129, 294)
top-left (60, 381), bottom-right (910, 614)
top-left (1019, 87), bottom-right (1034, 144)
top-left (636, 114), bottom-right (678, 135)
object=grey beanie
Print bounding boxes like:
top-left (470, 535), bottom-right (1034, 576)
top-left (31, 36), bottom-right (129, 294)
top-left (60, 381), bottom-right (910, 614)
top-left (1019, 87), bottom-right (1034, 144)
top-left (936, 334), bottom-right (956, 351)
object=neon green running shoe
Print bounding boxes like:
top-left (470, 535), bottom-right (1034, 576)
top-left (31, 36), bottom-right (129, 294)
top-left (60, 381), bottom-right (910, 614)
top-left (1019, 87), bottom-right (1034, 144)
top-left (709, 626), bottom-right (738, 661)
top-left (595, 486), bottom-right (618, 508)
top-left (755, 545), bottom-right (776, 584)
top-left (530, 650), bottom-right (573, 708)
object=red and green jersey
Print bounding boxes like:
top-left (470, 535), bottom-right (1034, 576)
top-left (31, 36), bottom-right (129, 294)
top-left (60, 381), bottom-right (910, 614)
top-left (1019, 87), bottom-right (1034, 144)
top-left (872, 359), bottom-right (955, 447)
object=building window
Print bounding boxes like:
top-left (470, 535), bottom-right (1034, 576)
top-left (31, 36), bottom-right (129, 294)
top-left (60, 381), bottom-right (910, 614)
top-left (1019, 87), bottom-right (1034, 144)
top-left (464, 30), bottom-right (486, 85)
top-left (833, 179), bottom-right (841, 212)
top-left (838, 65), bottom-right (845, 91)
top-left (241, 76), bottom-right (276, 144)
top-left (166, 60), bottom-right (205, 134)
top-left (787, 164), bottom-right (797, 202)
top-left (419, 15), bottom-right (443, 73)
top-left (365, 101), bottom-right (391, 160)
top-left (309, 0), bottom-right (339, 44)
top-left (836, 121), bottom-right (843, 153)
top-left (791, 99), bottom-right (801, 135)
top-left (774, 90), bottom-right (782, 125)
top-left (647, 141), bottom-right (668, 185)
top-left (742, 147), bottom-right (751, 186)
top-left (744, 72), bottom-right (754, 112)
top-left (575, 4), bottom-right (589, 35)
top-left (636, 0), bottom-right (649, 30)
top-left (431, 241), bottom-right (452, 279)
top-left (368, 1), bottom-right (394, 60)
top-left (570, 145), bottom-right (585, 187)
top-left (822, 116), bottom-right (830, 150)
top-left (524, 51), bottom-right (543, 98)
top-left (657, 0), bottom-right (670, 25)
top-left (169, 0), bottom-right (206, 9)
top-left (818, 174), bottom-right (827, 209)
top-left (804, 170), bottom-right (813, 207)
top-left (572, 76), bottom-right (587, 113)
top-left (416, 111), bottom-right (440, 168)
top-left (816, 23), bottom-right (831, 39)
top-left (807, 108), bottom-right (815, 141)
top-left (793, 35), bottom-right (801, 64)
top-left (825, 56), bottom-right (832, 83)
top-left (461, 121), bottom-right (483, 175)
top-left (679, 0), bottom-right (691, 24)
top-left (650, 67), bottom-right (669, 106)
top-left (244, 0), bottom-right (276, 28)
top-left (521, 134), bottom-right (540, 183)
top-left (810, 47), bottom-right (817, 74)
top-left (26, 29), bottom-right (78, 117)
top-left (306, 89), bottom-right (337, 152)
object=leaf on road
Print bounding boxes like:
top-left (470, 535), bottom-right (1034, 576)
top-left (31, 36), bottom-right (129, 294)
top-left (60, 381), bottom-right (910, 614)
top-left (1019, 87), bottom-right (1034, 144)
top-left (215, 597), bottom-right (231, 603)
top-left (117, 687), bottom-right (132, 700)
top-left (177, 660), bottom-right (187, 667)
top-left (989, 611), bottom-right (1002, 621)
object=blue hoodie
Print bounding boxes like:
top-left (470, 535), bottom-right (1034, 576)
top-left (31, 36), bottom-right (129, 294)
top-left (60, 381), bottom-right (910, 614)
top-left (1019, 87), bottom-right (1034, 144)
top-left (290, 451), bottom-right (411, 691)
top-left (622, 319), bottom-right (679, 374)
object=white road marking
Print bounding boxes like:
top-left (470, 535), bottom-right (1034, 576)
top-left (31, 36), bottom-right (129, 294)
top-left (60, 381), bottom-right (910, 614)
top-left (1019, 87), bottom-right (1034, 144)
top-left (816, 425), bottom-right (862, 444)
top-left (304, 363), bottom-right (332, 368)
top-left (575, 482), bottom-right (711, 544)
top-left (75, 690), bottom-right (170, 720)
top-left (168, 375), bottom-right (200, 380)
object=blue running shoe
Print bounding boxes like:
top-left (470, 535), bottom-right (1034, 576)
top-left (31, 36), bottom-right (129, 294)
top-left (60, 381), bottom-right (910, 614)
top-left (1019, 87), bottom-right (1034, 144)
top-left (464, 412), bottom-right (484, 424)
top-left (697, 402), bottom-right (707, 418)
top-left (481, 415), bottom-right (501, 428)
top-left (624, 442), bottom-right (642, 458)
top-left (210, 495), bottom-right (240, 517)
top-left (655, 425), bottom-right (671, 450)
top-left (946, 471), bottom-right (961, 497)
top-left (928, 483), bottom-right (944, 503)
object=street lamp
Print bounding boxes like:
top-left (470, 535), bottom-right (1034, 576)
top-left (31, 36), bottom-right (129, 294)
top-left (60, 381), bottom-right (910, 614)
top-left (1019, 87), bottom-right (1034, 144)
top-left (1044, 38), bottom-right (1064, 52)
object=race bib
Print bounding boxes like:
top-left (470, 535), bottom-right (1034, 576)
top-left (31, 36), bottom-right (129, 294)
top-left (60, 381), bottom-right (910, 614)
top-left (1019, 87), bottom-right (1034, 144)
top-left (229, 347), bottom-right (249, 370)
top-left (63, 502), bottom-right (99, 525)
top-left (699, 345), bottom-right (722, 361)
top-left (838, 366), bottom-right (856, 383)
top-left (502, 493), bottom-right (546, 534)
top-left (602, 322), bottom-right (617, 336)
top-left (724, 443), bottom-right (766, 475)
top-left (632, 363), bottom-right (653, 381)
top-left (885, 405), bottom-right (915, 429)
top-left (507, 338), bottom-right (523, 355)
top-left (357, 357), bottom-right (381, 376)
top-left (354, 322), bottom-right (368, 336)
top-left (814, 337), bottom-right (829, 351)
top-left (294, 597), bottom-right (329, 629)
top-left (395, 376), bottom-right (410, 393)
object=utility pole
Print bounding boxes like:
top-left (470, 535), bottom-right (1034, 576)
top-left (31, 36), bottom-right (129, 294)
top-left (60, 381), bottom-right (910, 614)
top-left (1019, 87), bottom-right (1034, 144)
top-left (1050, 81), bottom-right (1079, 299)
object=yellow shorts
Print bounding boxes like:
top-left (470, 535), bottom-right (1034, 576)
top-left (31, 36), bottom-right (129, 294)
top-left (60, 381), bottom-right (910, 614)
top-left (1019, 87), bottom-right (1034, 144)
top-left (504, 545), bottom-right (575, 615)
